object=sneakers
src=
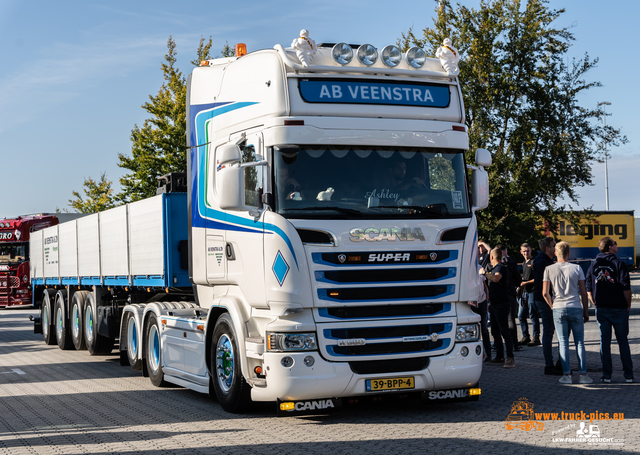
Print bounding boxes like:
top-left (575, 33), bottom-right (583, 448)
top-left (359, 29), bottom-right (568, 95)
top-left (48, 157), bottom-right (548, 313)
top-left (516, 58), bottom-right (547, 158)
top-left (519, 336), bottom-right (531, 345)
top-left (625, 377), bottom-right (634, 383)
top-left (503, 357), bottom-right (515, 369)
top-left (489, 357), bottom-right (505, 364)
top-left (559, 375), bottom-right (572, 384)
top-left (513, 345), bottom-right (524, 352)
top-left (528, 336), bottom-right (541, 346)
top-left (545, 365), bottom-right (564, 376)
top-left (600, 377), bottom-right (611, 383)
top-left (579, 374), bottom-right (593, 384)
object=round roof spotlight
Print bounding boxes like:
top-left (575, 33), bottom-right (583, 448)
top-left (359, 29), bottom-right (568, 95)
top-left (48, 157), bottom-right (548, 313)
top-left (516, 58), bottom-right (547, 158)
top-left (332, 43), bottom-right (353, 65)
top-left (381, 45), bottom-right (402, 67)
top-left (407, 47), bottom-right (426, 68)
top-left (357, 44), bottom-right (378, 66)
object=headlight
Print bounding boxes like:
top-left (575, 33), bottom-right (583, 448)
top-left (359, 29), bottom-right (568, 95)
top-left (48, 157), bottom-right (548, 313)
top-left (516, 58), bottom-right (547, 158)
top-left (267, 333), bottom-right (317, 351)
top-left (332, 43), bottom-right (353, 65)
top-left (357, 44), bottom-right (378, 66)
top-left (381, 45), bottom-right (402, 67)
top-left (455, 324), bottom-right (479, 342)
top-left (406, 47), bottom-right (426, 68)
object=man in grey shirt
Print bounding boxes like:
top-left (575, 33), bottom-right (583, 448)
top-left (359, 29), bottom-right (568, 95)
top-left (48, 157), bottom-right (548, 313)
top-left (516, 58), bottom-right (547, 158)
top-left (542, 242), bottom-right (591, 384)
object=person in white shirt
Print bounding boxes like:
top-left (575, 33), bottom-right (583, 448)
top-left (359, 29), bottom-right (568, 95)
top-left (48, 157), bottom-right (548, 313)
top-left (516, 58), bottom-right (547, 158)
top-left (542, 241), bottom-right (592, 384)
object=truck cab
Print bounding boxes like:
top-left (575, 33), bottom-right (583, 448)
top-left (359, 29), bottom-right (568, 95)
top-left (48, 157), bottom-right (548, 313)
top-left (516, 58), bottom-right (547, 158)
top-left (186, 34), bottom-right (491, 413)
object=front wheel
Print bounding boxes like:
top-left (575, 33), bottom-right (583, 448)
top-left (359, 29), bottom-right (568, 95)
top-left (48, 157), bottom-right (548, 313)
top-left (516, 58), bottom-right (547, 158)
top-left (211, 314), bottom-right (251, 413)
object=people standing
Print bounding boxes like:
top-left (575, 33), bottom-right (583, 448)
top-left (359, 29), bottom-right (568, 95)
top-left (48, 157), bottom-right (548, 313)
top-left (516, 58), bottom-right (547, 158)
top-left (542, 242), bottom-right (592, 384)
top-left (478, 240), bottom-right (491, 270)
top-left (534, 236), bottom-right (563, 375)
top-left (480, 248), bottom-right (515, 368)
top-left (472, 273), bottom-right (491, 363)
top-left (519, 243), bottom-right (540, 346)
top-left (585, 237), bottom-right (634, 383)
top-left (496, 244), bottom-right (522, 351)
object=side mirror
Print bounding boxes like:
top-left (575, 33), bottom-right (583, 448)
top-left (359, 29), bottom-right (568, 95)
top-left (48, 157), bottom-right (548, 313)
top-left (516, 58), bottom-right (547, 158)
top-left (475, 148), bottom-right (492, 168)
top-left (216, 165), bottom-right (244, 210)
top-left (471, 167), bottom-right (489, 211)
top-left (217, 143), bottom-right (242, 167)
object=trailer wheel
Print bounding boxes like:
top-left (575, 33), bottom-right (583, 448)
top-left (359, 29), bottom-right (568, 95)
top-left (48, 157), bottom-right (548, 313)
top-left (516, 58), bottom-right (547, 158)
top-left (145, 313), bottom-right (166, 386)
top-left (211, 314), bottom-right (251, 413)
top-left (55, 297), bottom-right (73, 350)
top-left (126, 313), bottom-right (142, 370)
top-left (83, 293), bottom-right (113, 355)
top-left (41, 291), bottom-right (56, 345)
top-left (70, 291), bottom-right (88, 351)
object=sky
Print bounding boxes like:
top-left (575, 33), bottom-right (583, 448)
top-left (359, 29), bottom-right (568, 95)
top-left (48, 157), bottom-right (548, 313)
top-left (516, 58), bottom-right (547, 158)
top-left (1, 0), bottom-right (638, 219)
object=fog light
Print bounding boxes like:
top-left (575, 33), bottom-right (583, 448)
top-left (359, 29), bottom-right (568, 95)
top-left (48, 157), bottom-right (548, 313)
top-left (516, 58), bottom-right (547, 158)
top-left (407, 47), bottom-right (426, 68)
top-left (280, 402), bottom-right (295, 411)
top-left (381, 45), bottom-right (402, 67)
top-left (303, 355), bottom-right (315, 367)
top-left (460, 346), bottom-right (469, 357)
top-left (475, 345), bottom-right (482, 356)
top-left (281, 356), bottom-right (294, 368)
top-left (469, 388), bottom-right (481, 396)
top-left (332, 43), bottom-right (353, 65)
top-left (357, 44), bottom-right (378, 66)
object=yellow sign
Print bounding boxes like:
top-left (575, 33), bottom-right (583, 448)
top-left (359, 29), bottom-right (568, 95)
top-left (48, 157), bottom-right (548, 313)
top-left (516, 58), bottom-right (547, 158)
top-left (551, 213), bottom-right (634, 248)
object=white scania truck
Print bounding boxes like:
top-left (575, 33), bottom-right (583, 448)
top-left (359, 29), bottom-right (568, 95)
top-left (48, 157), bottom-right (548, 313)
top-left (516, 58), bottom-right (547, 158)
top-left (31, 33), bottom-right (491, 415)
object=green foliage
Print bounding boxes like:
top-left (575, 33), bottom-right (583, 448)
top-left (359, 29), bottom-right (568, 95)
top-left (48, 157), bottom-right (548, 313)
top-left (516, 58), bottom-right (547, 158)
top-left (117, 36), bottom-right (228, 203)
top-left (68, 172), bottom-right (116, 213)
top-left (429, 154), bottom-right (456, 191)
top-left (399, 0), bottom-right (627, 253)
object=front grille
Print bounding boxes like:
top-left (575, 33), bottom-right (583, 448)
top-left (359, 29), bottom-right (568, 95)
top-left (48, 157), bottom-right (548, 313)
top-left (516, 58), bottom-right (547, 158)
top-left (331, 339), bottom-right (445, 356)
top-left (319, 284), bottom-right (451, 301)
top-left (329, 324), bottom-right (445, 339)
top-left (322, 303), bottom-right (447, 319)
top-left (349, 357), bottom-right (430, 375)
top-left (319, 268), bottom-right (451, 283)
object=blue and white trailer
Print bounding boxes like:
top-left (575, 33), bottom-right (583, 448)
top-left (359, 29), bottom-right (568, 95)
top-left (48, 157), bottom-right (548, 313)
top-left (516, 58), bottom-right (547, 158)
top-left (32, 32), bottom-right (492, 415)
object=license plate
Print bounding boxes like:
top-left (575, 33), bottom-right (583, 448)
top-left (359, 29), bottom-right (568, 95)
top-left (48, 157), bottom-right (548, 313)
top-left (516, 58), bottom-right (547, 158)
top-left (366, 376), bottom-right (415, 392)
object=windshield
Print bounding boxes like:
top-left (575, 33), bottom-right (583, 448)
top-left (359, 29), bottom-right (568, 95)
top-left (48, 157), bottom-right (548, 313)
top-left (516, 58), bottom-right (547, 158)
top-left (273, 145), bottom-right (471, 219)
top-left (0, 242), bottom-right (28, 264)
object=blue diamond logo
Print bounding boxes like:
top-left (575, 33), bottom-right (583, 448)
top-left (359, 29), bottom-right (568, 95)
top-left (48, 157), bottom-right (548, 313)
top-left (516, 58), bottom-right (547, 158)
top-left (272, 251), bottom-right (290, 286)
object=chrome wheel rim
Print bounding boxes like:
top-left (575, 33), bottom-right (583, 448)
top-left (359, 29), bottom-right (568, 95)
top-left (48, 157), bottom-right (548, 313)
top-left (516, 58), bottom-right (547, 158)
top-left (56, 306), bottom-right (63, 341)
top-left (216, 334), bottom-right (234, 393)
top-left (127, 317), bottom-right (137, 357)
top-left (148, 324), bottom-right (160, 373)
top-left (84, 306), bottom-right (94, 344)
top-left (71, 304), bottom-right (80, 339)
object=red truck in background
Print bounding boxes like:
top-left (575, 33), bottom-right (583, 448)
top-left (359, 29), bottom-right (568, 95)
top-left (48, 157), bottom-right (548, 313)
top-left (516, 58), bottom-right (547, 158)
top-left (0, 214), bottom-right (60, 307)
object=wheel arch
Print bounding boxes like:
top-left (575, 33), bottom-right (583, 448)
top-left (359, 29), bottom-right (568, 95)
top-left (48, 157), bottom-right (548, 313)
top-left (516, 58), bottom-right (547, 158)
top-left (204, 298), bottom-right (251, 383)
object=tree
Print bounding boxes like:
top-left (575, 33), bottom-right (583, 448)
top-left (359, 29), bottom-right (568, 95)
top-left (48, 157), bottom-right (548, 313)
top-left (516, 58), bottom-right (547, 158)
top-left (117, 36), bottom-right (231, 202)
top-left (399, 0), bottom-right (627, 252)
top-left (68, 172), bottom-right (117, 213)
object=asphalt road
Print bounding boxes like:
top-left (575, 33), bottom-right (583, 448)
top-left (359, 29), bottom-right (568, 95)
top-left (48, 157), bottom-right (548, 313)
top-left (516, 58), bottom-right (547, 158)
top-left (1, 307), bottom-right (638, 454)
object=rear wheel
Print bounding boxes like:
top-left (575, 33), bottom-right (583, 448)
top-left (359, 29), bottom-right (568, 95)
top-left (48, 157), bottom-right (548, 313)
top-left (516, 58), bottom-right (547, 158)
top-left (145, 313), bottom-right (166, 386)
top-left (55, 296), bottom-right (73, 350)
top-left (211, 314), bottom-right (251, 412)
top-left (70, 291), bottom-right (88, 351)
top-left (126, 313), bottom-right (142, 370)
top-left (83, 293), bottom-right (113, 355)
top-left (41, 291), bottom-right (56, 345)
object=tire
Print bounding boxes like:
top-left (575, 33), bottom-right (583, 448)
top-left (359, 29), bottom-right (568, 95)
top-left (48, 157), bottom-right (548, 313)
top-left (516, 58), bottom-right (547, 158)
top-left (55, 293), bottom-right (73, 350)
top-left (211, 314), bottom-right (251, 413)
top-left (145, 313), bottom-right (166, 386)
top-left (70, 291), bottom-right (88, 351)
top-left (126, 313), bottom-right (142, 370)
top-left (83, 293), bottom-right (113, 355)
top-left (42, 291), bottom-right (56, 345)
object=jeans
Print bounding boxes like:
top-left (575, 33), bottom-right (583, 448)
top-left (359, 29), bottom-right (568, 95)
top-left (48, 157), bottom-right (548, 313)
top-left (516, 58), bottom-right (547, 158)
top-left (508, 295), bottom-right (519, 346)
top-left (519, 291), bottom-right (540, 338)
top-left (552, 307), bottom-right (587, 374)
top-left (472, 300), bottom-right (491, 359)
top-left (490, 302), bottom-right (513, 359)
top-left (535, 300), bottom-right (555, 367)
top-left (596, 308), bottom-right (634, 379)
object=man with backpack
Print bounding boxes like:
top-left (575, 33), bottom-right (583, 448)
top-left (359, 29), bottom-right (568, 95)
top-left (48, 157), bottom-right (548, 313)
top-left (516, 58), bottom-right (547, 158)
top-left (585, 237), bottom-right (634, 383)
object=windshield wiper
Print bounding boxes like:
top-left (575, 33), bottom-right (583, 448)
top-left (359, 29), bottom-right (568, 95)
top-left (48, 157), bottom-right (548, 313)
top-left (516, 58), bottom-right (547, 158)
top-left (282, 206), bottom-right (364, 216)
